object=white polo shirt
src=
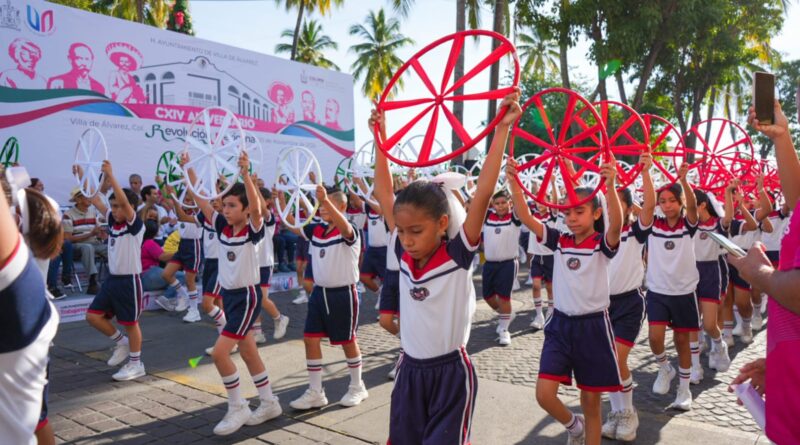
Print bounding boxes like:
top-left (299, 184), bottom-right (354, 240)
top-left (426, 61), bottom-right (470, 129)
top-left (302, 222), bottom-right (360, 288)
top-left (694, 217), bottom-right (725, 262)
top-left (107, 211), bottom-right (144, 275)
top-left (482, 211), bottom-right (521, 261)
top-left (214, 212), bottom-right (265, 289)
top-left (641, 215), bottom-right (699, 295)
top-left (256, 212), bottom-right (277, 267)
top-left (196, 212), bottom-right (219, 260)
top-left (608, 222), bottom-right (647, 295)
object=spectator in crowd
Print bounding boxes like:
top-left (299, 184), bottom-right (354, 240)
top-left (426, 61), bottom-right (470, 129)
top-left (30, 177), bottom-right (44, 193)
top-left (138, 185), bottom-right (170, 243)
top-left (37, 180), bottom-right (71, 298)
top-left (729, 98), bottom-right (800, 444)
top-left (139, 220), bottom-right (185, 311)
top-left (128, 174), bottom-right (143, 204)
top-left (274, 220), bottom-right (298, 273)
top-left (62, 187), bottom-right (106, 294)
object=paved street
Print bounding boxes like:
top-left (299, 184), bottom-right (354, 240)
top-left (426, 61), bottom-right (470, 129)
top-left (48, 266), bottom-right (771, 444)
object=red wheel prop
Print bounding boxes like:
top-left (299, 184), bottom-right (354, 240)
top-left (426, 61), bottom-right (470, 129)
top-left (573, 100), bottom-right (649, 190)
top-left (509, 88), bottom-right (610, 210)
top-left (683, 118), bottom-right (755, 194)
top-left (759, 160), bottom-right (780, 192)
top-left (374, 30), bottom-right (520, 167)
top-left (642, 114), bottom-right (686, 186)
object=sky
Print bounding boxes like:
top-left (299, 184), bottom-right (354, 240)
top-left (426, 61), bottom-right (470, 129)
top-left (190, 0), bottom-right (800, 155)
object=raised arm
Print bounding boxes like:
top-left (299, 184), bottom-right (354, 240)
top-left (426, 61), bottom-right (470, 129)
top-left (748, 101), bottom-right (799, 209)
top-left (602, 159), bottom-right (623, 248)
top-left (370, 107), bottom-right (396, 230)
top-left (507, 159), bottom-right (545, 239)
top-left (755, 174), bottom-right (773, 223)
top-left (274, 185), bottom-right (303, 236)
top-left (101, 160), bottom-right (134, 221)
top-left (180, 152), bottom-right (214, 223)
top-left (0, 171), bottom-right (19, 262)
top-left (463, 90), bottom-right (521, 243)
top-left (240, 151), bottom-right (262, 230)
top-left (722, 181), bottom-right (736, 229)
top-left (678, 162), bottom-right (697, 225)
top-left (639, 153), bottom-right (656, 227)
top-left (738, 199), bottom-right (759, 232)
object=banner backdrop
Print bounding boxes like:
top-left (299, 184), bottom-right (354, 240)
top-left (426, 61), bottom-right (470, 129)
top-left (0, 0), bottom-right (355, 204)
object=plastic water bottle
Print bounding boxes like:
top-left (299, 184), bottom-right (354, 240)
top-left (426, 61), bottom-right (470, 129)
top-left (732, 382), bottom-right (766, 430)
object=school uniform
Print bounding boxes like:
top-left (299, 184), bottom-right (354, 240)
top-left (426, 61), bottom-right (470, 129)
top-left (346, 205), bottom-right (367, 253)
top-left (641, 216), bottom-right (701, 332)
top-left (360, 205), bottom-right (389, 281)
top-left (87, 212), bottom-right (144, 325)
top-left (481, 211), bottom-right (521, 300)
top-left (256, 212), bottom-right (278, 288)
top-left (607, 223), bottom-right (647, 347)
top-left (379, 229), bottom-right (400, 315)
top-left (389, 226), bottom-right (479, 445)
top-left (536, 226), bottom-right (622, 392)
top-left (302, 222), bottom-right (361, 345)
top-left (0, 238), bottom-right (59, 445)
top-left (694, 217), bottom-right (727, 303)
top-left (728, 216), bottom-right (756, 291)
top-left (170, 212), bottom-right (202, 273)
top-left (213, 212), bottom-right (265, 339)
top-left (197, 212), bottom-right (220, 298)
top-left (762, 209), bottom-right (789, 266)
top-left (528, 211), bottom-right (556, 283)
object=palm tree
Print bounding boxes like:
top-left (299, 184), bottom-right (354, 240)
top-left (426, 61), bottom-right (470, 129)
top-left (275, 0), bottom-right (344, 61)
top-left (516, 28), bottom-right (560, 80)
top-left (275, 20), bottom-right (340, 70)
top-left (348, 9), bottom-right (414, 101)
top-left (94, 0), bottom-right (169, 26)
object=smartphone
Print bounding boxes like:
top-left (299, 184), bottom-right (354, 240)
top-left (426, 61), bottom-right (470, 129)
top-left (707, 232), bottom-right (747, 258)
top-left (753, 72), bottom-right (775, 125)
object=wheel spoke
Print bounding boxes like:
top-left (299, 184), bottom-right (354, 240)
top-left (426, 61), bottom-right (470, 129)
top-left (298, 192), bottom-right (314, 215)
top-left (716, 137), bottom-right (750, 154)
top-left (532, 96), bottom-right (556, 145)
top-left (571, 115), bottom-right (603, 147)
top-left (444, 41), bottom-right (513, 96)
top-left (559, 159), bottom-right (579, 203)
top-left (440, 34), bottom-right (465, 92)
top-left (381, 97), bottom-right (435, 111)
top-left (446, 86), bottom-right (516, 102)
top-left (536, 160), bottom-right (557, 202)
top-left (518, 151), bottom-right (555, 170)
top-left (561, 152), bottom-right (601, 174)
top-left (441, 104), bottom-right (472, 146)
top-left (562, 124), bottom-right (603, 149)
top-left (410, 59), bottom-right (438, 96)
top-left (383, 104), bottom-right (435, 150)
top-left (712, 121), bottom-right (727, 154)
top-left (558, 95), bottom-right (578, 145)
top-left (203, 112), bottom-right (212, 149)
top-left (186, 135), bottom-right (211, 155)
top-left (563, 146), bottom-right (601, 154)
top-left (608, 115), bottom-right (640, 145)
top-left (512, 127), bottom-right (556, 152)
top-left (651, 127), bottom-right (672, 151)
top-left (419, 105), bottom-right (440, 163)
top-left (79, 139), bottom-right (90, 162)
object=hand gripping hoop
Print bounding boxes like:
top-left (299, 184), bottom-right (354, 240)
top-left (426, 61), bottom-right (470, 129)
top-left (73, 127), bottom-right (109, 198)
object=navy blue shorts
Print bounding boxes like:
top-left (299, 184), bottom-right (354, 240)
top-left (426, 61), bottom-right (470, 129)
top-left (303, 258), bottom-right (314, 285)
top-left (519, 231), bottom-right (530, 250)
top-left (482, 259), bottom-right (518, 300)
top-left (305, 285), bottom-right (359, 345)
top-left (389, 348), bottom-right (477, 445)
top-left (87, 274), bottom-right (143, 325)
top-left (696, 260), bottom-right (722, 303)
top-left (767, 250), bottom-right (780, 267)
top-left (379, 270), bottom-right (400, 315)
top-left (719, 256), bottom-right (729, 295)
top-left (609, 289), bottom-right (645, 347)
top-left (728, 262), bottom-right (751, 291)
top-left (646, 290), bottom-right (700, 332)
top-left (202, 259), bottom-right (220, 298)
top-left (539, 310), bottom-right (622, 391)
top-left (296, 238), bottom-right (309, 262)
top-left (361, 246), bottom-right (387, 281)
top-left (220, 285), bottom-right (260, 340)
top-left (260, 266), bottom-right (272, 288)
top-left (531, 255), bottom-right (554, 283)
top-left (170, 238), bottom-right (201, 273)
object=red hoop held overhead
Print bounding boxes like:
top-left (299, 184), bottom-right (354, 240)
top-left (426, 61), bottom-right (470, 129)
top-left (683, 118), bottom-right (755, 194)
top-left (574, 100), bottom-right (649, 190)
top-left (509, 88), bottom-right (610, 210)
top-left (374, 30), bottom-right (520, 167)
top-left (642, 114), bottom-right (686, 186)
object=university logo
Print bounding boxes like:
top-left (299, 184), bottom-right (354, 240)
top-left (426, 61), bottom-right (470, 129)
top-left (320, 248), bottom-right (326, 258)
top-left (664, 240), bottom-right (675, 250)
top-left (227, 251), bottom-right (236, 261)
top-left (25, 4), bottom-right (55, 35)
top-left (699, 232), bottom-right (709, 240)
top-left (410, 286), bottom-right (430, 301)
top-left (567, 257), bottom-right (580, 270)
top-left (0, 0), bottom-right (21, 31)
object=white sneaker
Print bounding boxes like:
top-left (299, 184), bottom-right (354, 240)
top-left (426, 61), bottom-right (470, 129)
top-left (182, 305), bottom-right (201, 323)
top-left (357, 282), bottom-right (366, 293)
top-left (525, 276), bottom-right (533, 286)
top-left (601, 411), bottom-right (618, 439)
top-left (668, 385), bottom-right (692, 411)
top-left (690, 364), bottom-right (704, 385)
top-left (112, 361), bottom-right (145, 381)
top-left (107, 343), bottom-right (130, 367)
top-left (652, 364), bottom-right (676, 395)
top-left (530, 313), bottom-right (545, 330)
top-left (615, 409), bottom-right (639, 441)
top-left (339, 382), bottom-right (369, 407)
top-left (751, 311), bottom-right (763, 331)
top-left (713, 341), bottom-right (731, 372)
top-left (213, 402), bottom-right (252, 436)
top-left (245, 396), bottom-right (282, 426)
top-left (253, 330), bottom-right (267, 344)
top-left (273, 315), bottom-right (289, 339)
top-left (497, 329), bottom-right (511, 346)
top-left (708, 346), bottom-right (718, 370)
top-left (154, 295), bottom-right (176, 312)
top-left (566, 414), bottom-right (586, 445)
top-left (495, 313), bottom-right (516, 334)
top-left (292, 290), bottom-right (308, 305)
top-left (387, 367), bottom-right (397, 380)
top-left (761, 296), bottom-right (768, 314)
top-left (290, 388), bottom-right (328, 410)
top-left (175, 296), bottom-right (189, 312)
top-left (732, 322), bottom-right (743, 337)
top-left (740, 324), bottom-right (753, 344)
top-left (205, 344), bottom-right (239, 356)
top-left (723, 333), bottom-right (735, 347)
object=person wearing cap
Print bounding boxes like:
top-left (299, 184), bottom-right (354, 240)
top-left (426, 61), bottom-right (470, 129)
top-left (63, 187), bottom-right (107, 294)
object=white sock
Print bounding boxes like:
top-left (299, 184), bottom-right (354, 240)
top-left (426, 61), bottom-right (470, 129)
top-left (272, 313), bottom-right (282, 322)
top-left (222, 372), bottom-right (243, 408)
top-left (564, 412), bottom-right (584, 437)
top-left (723, 321), bottom-right (734, 337)
top-left (307, 359), bottom-right (323, 392)
top-left (753, 300), bottom-right (762, 313)
top-left (546, 298), bottom-right (554, 313)
top-left (251, 321), bottom-right (262, 334)
top-left (734, 306), bottom-right (742, 326)
top-left (742, 317), bottom-right (752, 329)
top-left (533, 297), bottom-right (543, 317)
top-left (655, 352), bottom-right (669, 369)
top-left (252, 370), bottom-right (273, 400)
top-left (188, 290), bottom-right (198, 305)
top-left (109, 330), bottom-right (129, 346)
top-left (347, 356), bottom-right (363, 385)
top-left (678, 367), bottom-right (691, 391)
top-left (608, 391), bottom-right (622, 412)
top-left (128, 350), bottom-right (141, 364)
top-left (711, 336), bottom-right (722, 351)
top-left (621, 376), bottom-right (634, 411)
top-left (170, 280), bottom-right (188, 300)
top-left (690, 342), bottom-right (700, 367)
top-left (208, 306), bottom-right (226, 333)
top-left (498, 313), bottom-right (512, 331)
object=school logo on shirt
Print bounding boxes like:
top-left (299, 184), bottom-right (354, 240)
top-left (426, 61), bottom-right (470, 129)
top-left (665, 240), bottom-right (676, 250)
top-left (320, 248), bottom-right (326, 258)
top-left (227, 251), bottom-right (236, 261)
top-left (410, 286), bottom-right (430, 301)
top-left (495, 227), bottom-right (501, 234)
top-left (109, 238), bottom-right (115, 247)
top-left (567, 257), bottom-right (580, 270)
top-left (699, 232), bottom-right (709, 240)
top-left (371, 220), bottom-right (377, 226)
top-left (209, 233), bottom-right (214, 240)
top-left (180, 223), bottom-right (185, 229)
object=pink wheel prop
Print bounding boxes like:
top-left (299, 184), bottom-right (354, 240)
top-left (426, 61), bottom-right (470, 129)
top-left (573, 100), bottom-right (649, 190)
top-left (374, 30), bottom-right (520, 167)
top-left (642, 114), bottom-right (686, 187)
top-left (683, 119), bottom-right (754, 194)
top-left (509, 88), bottom-right (610, 209)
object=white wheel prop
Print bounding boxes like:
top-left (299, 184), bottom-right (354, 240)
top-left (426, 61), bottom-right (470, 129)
top-left (349, 141), bottom-right (376, 199)
top-left (73, 128), bottom-right (108, 197)
top-left (274, 146), bottom-right (322, 229)
top-left (467, 153), bottom-right (507, 195)
top-left (221, 132), bottom-right (264, 181)
top-left (397, 135), bottom-right (450, 180)
top-left (182, 106), bottom-right (245, 201)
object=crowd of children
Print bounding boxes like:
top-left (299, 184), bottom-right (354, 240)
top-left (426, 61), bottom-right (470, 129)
top-left (5, 93), bottom-right (796, 445)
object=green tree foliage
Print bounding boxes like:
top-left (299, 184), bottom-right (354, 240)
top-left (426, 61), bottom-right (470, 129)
top-left (275, 0), bottom-right (343, 61)
top-left (275, 20), bottom-right (339, 70)
top-left (167, 0), bottom-right (194, 35)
